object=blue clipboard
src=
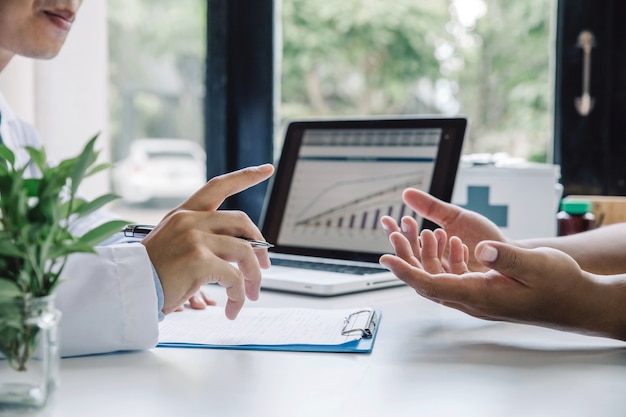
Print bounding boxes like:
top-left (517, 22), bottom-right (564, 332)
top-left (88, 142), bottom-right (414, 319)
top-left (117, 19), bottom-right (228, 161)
top-left (157, 308), bottom-right (381, 354)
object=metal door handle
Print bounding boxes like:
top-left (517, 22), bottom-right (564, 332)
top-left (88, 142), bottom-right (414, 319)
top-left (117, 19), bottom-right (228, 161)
top-left (574, 30), bottom-right (595, 116)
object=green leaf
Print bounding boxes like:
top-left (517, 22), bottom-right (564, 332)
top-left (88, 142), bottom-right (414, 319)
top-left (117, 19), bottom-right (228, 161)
top-left (0, 145), bottom-right (15, 166)
top-left (52, 157), bottom-right (78, 180)
top-left (70, 134), bottom-right (99, 195)
top-left (76, 220), bottom-right (129, 247)
top-left (23, 178), bottom-right (40, 197)
top-left (0, 319), bottom-right (22, 331)
top-left (58, 198), bottom-right (81, 219)
top-left (0, 240), bottom-right (25, 258)
top-left (0, 163), bottom-right (10, 177)
top-left (85, 162), bottom-right (113, 178)
top-left (0, 279), bottom-right (22, 299)
top-left (25, 146), bottom-right (48, 173)
top-left (74, 194), bottom-right (120, 219)
top-left (50, 243), bottom-right (96, 258)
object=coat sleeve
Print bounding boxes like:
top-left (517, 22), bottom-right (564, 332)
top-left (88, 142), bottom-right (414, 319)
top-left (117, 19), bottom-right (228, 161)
top-left (54, 243), bottom-right (160, 357)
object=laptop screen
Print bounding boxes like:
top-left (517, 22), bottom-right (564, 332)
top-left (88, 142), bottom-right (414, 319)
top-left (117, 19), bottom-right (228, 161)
top-left (261, 117), bottom-right (466, 263)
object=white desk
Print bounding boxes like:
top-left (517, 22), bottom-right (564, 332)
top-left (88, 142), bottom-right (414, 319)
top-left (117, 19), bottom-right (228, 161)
top-left (10, 285), bottom-right (626, 417)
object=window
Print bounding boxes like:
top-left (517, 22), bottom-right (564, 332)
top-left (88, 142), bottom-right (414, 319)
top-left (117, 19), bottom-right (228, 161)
top-left (107, 0), bottom-right (206, 221)
top-left (106, 0), bottom-right (556, 222)
top-left (280, 0), bottom-right (555, 162)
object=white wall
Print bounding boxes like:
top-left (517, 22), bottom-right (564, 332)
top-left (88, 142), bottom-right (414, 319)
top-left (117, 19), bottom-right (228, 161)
top-left (0, 1), bottom-right (110, 198)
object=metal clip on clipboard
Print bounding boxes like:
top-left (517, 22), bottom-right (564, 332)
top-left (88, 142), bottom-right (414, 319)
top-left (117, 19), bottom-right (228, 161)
top-left (341, 308), bottom-right (377, 339)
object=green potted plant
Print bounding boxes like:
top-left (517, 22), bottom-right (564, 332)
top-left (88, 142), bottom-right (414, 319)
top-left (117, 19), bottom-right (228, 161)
top-left (0, 135), bottom-right (128, 407)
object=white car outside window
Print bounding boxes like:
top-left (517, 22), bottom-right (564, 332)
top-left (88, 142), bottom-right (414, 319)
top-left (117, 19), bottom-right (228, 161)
top-left (113, 138), bottom-right (207, 205)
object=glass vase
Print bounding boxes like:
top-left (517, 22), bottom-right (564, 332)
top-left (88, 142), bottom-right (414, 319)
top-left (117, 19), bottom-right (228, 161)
top-left (0, 295), bottom-right (61, 408)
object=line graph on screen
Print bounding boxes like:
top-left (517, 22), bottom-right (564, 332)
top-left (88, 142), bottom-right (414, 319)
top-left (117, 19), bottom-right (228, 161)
top-left (281, 168), bottom-right (426, 242)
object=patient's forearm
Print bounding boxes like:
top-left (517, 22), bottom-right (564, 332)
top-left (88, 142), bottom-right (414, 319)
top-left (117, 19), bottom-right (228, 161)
top-left (518, 223), bottom-right (626, 275)
top-left (587, 273), bottom-right (626, 341)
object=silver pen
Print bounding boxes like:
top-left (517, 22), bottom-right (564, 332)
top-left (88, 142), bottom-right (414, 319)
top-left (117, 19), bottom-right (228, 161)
top-left (242, 239), bottom-right (274, 249)
top-left (122, 224), bottom-right (274, 249)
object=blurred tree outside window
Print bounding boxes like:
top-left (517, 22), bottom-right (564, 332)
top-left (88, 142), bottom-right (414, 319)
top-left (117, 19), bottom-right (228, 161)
top-left (280, 0), bottom-right (555, 162)
top-left (107, 0), bottom-right (206, 219)
top-left (107, 0), bottom-right (206, 161)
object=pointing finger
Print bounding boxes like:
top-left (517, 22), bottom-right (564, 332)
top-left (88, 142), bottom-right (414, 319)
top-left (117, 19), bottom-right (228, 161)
top-left (181, 164), bottom-right (274, 212)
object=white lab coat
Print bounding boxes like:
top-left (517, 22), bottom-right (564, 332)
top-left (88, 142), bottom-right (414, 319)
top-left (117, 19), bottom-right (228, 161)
top-left (0, 92), bottom-right (159, 357)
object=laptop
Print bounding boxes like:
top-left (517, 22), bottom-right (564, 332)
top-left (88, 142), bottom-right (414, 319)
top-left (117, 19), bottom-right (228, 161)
top-left (259, 117), bottom-right (467, 296)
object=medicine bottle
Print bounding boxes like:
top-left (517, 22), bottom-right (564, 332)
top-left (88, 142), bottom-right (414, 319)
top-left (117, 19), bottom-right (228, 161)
top-left (557, 199), bottom-right (596, 236)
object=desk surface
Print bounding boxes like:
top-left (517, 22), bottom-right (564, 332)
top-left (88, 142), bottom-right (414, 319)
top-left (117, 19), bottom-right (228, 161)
top-left (11, 285), bottom-right (626, 417)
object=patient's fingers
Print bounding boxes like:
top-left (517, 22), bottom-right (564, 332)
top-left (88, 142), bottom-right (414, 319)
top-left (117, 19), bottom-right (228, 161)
top-left (387, 232), bottom-right (423, 268)
top-left (433, 228), bottom-right (448, 261)
top-left (448, 236), bottom-right (470, 275)
top-left (419, 229), bottom-right (445, 273)
top-left (380, 216), bottom-right (401, 238)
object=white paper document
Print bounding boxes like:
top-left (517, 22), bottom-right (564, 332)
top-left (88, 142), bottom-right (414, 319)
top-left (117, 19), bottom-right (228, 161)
top-left (157, 306), bottom-right (380, 352)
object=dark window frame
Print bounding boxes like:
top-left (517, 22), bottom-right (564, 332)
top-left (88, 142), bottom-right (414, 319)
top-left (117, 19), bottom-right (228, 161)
top-left (205, 0), bottom-right (275, 222)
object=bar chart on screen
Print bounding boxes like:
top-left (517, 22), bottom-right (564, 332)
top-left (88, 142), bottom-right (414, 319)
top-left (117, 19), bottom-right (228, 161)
top-left (294, 172), bottom-right (421, 230)
top-left (278, 161), bottom-right (431, 251)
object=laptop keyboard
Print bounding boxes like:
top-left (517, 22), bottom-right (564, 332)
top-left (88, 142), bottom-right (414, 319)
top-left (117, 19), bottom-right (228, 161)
top-left (270, 258), bottom-right (387, 275)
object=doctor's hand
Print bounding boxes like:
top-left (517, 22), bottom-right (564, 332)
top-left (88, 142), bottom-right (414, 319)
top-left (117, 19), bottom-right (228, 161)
top-left (380, 228), bottom-right (622, 340)
top-left (141, 164), bottom-right (274, 319)
top-left (380, 188), bottom-right (510, 272)
top-left (175, 288), bottom-right (217, 312)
